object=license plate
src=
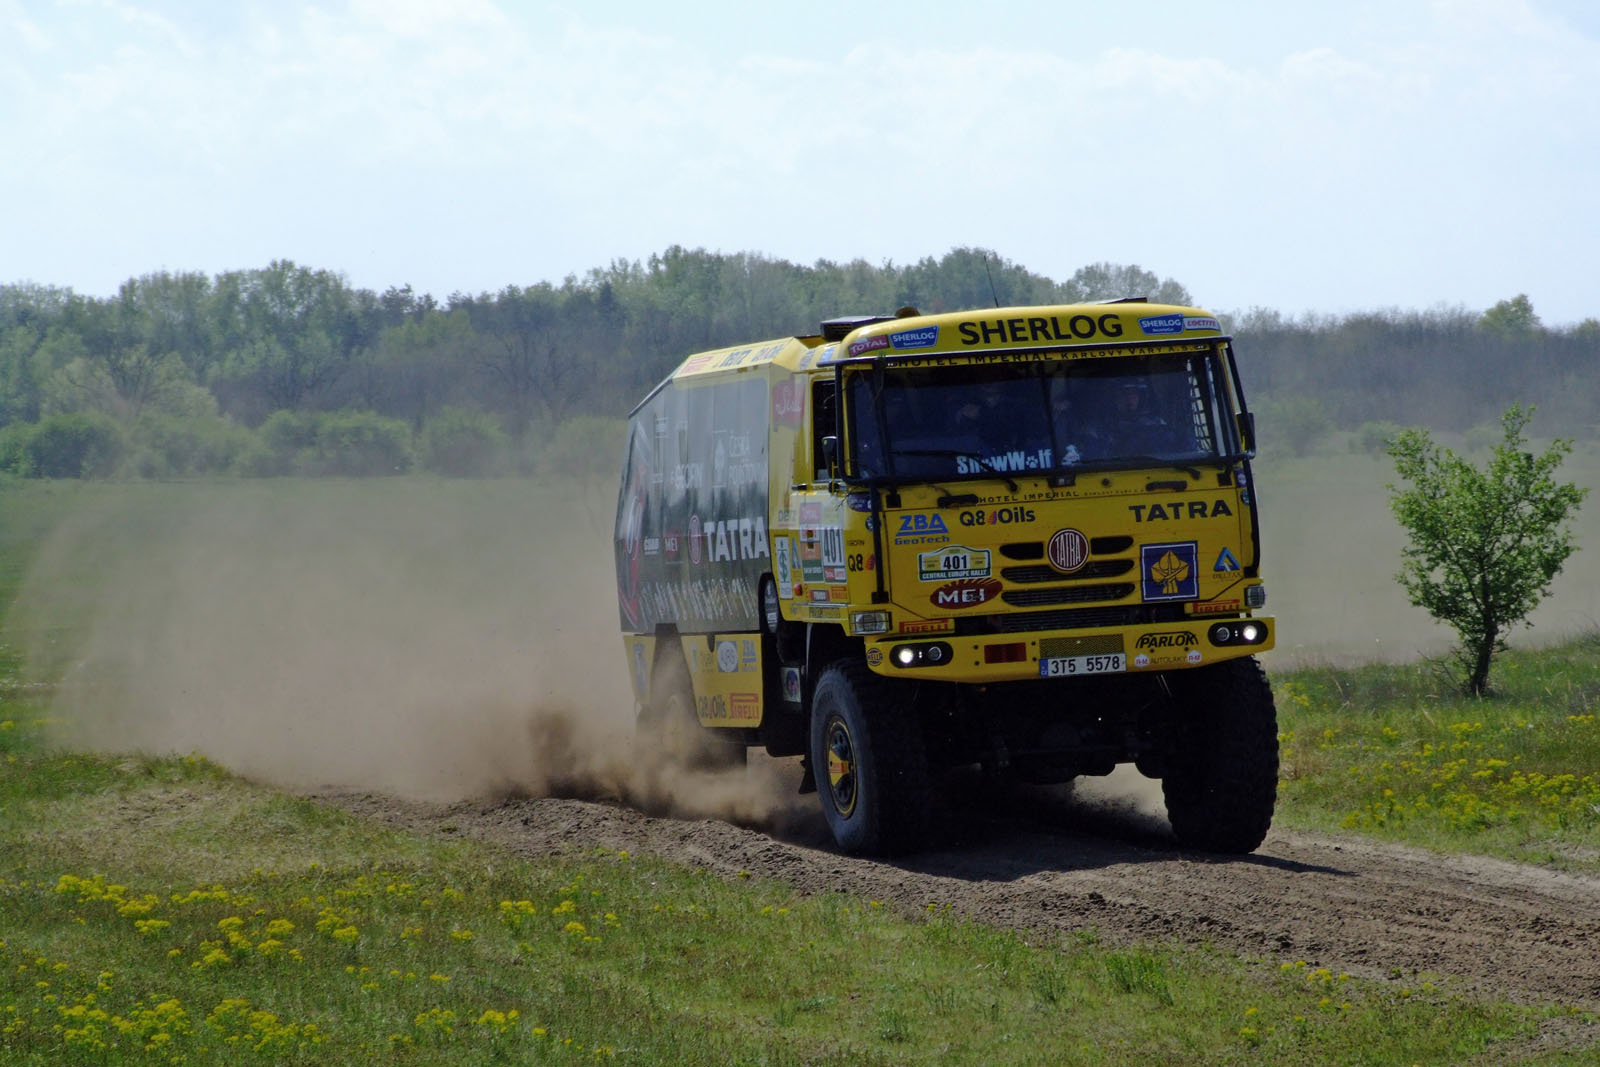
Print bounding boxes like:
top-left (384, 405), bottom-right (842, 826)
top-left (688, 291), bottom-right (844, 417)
top-left (1039, 653), bottom-right (1126, 678)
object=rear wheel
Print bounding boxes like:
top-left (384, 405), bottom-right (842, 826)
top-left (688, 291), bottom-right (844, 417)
top-left (637, 650), bottom-right (746, 772)
top-left (810, 660), bottom-right (932, 855)
top-left (1161, 656), bottom-right (1278, 854)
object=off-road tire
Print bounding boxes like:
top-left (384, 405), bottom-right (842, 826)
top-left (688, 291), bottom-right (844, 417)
top-left (810, 660), bottom-right (933, 856)
top-left (636, 650), bottom-right (746, 772)
top-left (1161, 656), bottom-right (1278, 854)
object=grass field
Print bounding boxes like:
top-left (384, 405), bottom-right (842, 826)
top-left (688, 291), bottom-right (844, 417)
top-left (2, 467), bottom-right (1598, 1064)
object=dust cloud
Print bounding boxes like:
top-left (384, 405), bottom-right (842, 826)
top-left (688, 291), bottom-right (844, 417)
top-left (20, 480), bottom-right (809, 830)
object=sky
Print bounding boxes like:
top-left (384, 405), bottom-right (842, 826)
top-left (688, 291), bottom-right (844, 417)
top-left (3, 0), bottom-right (1598, 325)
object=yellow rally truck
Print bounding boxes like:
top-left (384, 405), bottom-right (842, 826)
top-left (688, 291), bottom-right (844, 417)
top-left (615, 302), bottom-right (1277, 855)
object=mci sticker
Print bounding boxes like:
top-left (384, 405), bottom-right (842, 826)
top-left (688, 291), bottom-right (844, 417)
top-left (1140, 541), bottom-right (1199, 602)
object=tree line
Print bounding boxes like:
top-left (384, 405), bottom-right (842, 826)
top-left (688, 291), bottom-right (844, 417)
top-left (0, 246), bottom-right (1592, 478)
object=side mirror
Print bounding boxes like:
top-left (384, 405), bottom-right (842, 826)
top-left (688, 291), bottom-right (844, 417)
top-left (822, 435), bottom-right (839, 476)
top-left (1237, 412), bottom-right (1257, 456)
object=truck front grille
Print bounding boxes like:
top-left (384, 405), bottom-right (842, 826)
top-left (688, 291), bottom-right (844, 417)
top-left (1001, 583), bottom-right (1136, 607)
top-left (1001, 560), bottom-right (1135, 583)
top-left (953, 603), bottom-right (1187, 635)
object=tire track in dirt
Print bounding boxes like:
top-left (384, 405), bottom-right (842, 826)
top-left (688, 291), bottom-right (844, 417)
top-left (320, 781), bottom-right (1600, 1011)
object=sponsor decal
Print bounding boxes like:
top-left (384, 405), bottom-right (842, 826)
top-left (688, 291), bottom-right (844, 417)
top-left (899, 618), bottom-right (955, 635)
top-left (918, 545), bottom-right (992, 581)
top-left (828, 586), bottom-right (848, 601)
top-left (742, 639), bottom-right (758, 668)
top-left (889, 325), bottom-right (940, 349)
top-left (663, 530), bottom-right (682, 558)
top-left (1140, 541), bottom-right (1199, 601)
top-left (1213, 546), bottom-right (1241, 572)
top-left (955, 449), bottom-right (1053, 475)
top-left (931, 577), bottom-right (1003, 609)
top-left (1186, 649), bottom-right (1204, 665)
top-left (774, 537), bottom-right (793, 598)
top-left (1184, 316), bottom-right (1221, 332)
top-left (821, 525), bottom-right (846, 582)
top-left (959, 506), bottom-right (1035, 527)
top-left (1128, 499), bottom-right (1234, 522)
top-left (865, 647), bottom-right (883, 667)
top-left (894, 512), bottom-right (951, 545)
top-left (1136, 631), bottom-right (1198, 650)
top-left (810, 605), bottom-right (844, 618)
top-left (698, 516), bottom-right (770, 563)
top-left (772, 380), bottom-right (805, 426)
top-left (811, 589), bottom-right (831, 602)
top-left (957, 313), bottom-right (1125, 346)
top-left (781, 667), bottom-right (802, 702)
top-left (729, 692), bottom-right (760, 724)
top-left (717, 640), bottom-right (739, 673)
top-left (1047, 528), bottom-right (1089, 573)
top-left (1192, 599), bottom-right (1242, 615)
top-left (1138, 313), bottom-right (1185, 335)
top-left (1133, 653), bottom-right (1151, 669)
top-left (848, 335), bottom-right (890, 357)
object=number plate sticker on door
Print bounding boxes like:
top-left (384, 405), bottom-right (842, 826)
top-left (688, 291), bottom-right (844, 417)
top-left (1039, 653), bottom-right (1126, 677)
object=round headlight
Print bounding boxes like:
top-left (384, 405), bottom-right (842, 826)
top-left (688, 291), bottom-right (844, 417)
top-left (895, 646), bottom-right (917, 667)
top-left (1241, 622), bottom-right (1260, 643)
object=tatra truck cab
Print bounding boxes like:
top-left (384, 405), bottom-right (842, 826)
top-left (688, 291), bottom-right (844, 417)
top-left (615, 302), bottom-right (1277, 855)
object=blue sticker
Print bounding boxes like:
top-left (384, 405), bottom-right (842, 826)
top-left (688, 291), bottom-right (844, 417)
top-left (1138, 313), bottom-right (1184, 335)
top-left (890, 325), bottom-right (940, 349)
top-left (1140, 541), bottom-right (1199, 601)
top-left (893, 512), bottom-right (950, 545)
top-left (1213, 547), bottom-right (1240, 572)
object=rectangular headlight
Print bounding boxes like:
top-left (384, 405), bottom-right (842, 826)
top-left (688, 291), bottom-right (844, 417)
top-left (1245, 584), bottom-right (1267, 609)
top-left (851, 610), bottom-right (891, 635)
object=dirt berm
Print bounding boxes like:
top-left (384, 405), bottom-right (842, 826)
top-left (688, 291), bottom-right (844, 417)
top-left (320, 772), bottom-right (1600, 1013)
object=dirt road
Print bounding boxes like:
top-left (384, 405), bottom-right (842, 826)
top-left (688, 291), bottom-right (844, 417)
top-left (323, 769), bottom-right (1600, 1012)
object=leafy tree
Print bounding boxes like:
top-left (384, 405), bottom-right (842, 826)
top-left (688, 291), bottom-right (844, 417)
top-left (1480, 293), bottom-right (1541, 337)
top-left (1386, 404), bottom-right (1587, 695)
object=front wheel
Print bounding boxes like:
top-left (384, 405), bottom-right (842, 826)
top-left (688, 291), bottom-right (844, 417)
top-left (1160, 656), bottom-right (1279, 854)
top-left (810, 661), bottom-right (932, 856)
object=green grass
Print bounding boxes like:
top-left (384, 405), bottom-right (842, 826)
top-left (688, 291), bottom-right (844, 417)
top-left (0, 740), bottom-right (1569, 1065)
top-left (1273, 635), bottom-right (1600, 869)
top-left (4, 476), bottom-right (1600, 1062)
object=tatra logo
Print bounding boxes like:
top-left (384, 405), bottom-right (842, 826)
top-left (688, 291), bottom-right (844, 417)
top-left (1128, 500), bottom-right (1234, 522)
top-left (1136, 631), bottom-right (1198, 649)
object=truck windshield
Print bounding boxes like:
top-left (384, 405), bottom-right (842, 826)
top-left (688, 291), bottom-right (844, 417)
top-left (845, 351), bottom-right (1235, 482)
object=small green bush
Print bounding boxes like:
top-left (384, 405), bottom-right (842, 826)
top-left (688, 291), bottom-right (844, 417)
top-left (128, 414), bottom-right (255, 477)
top-left (1257, 394), bottom-right (1332, 458)
top-left (532, 416), bottom-right (627, 480)
top-left (419, 407), bottom-right (510, 477)
top-left (1351, 420), bottom-right (1404, 456)
top-left (251, 410), bottom-right (413, 477)
top-left (18, 412), bottom-right (126, 478)
top-left (311, 410), bottom-right (413, 477)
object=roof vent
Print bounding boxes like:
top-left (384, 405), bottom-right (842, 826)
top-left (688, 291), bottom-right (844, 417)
top-left (820, 315), bottom-right (897, 341)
